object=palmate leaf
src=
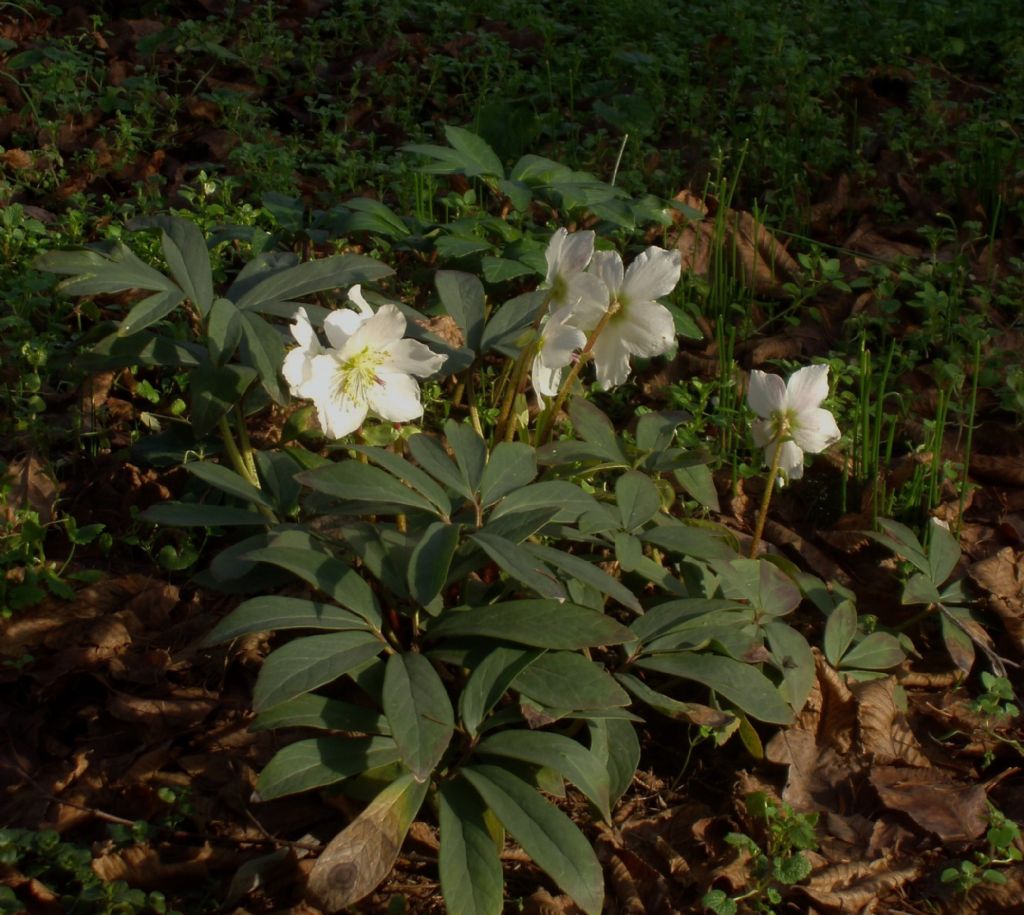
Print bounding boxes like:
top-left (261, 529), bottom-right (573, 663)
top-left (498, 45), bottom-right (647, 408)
top-left (461, 764), bottom-right (603, 915)
top-left (587, 717), bottom-right (640, 809)
top-left (838, 632), bottom-right (905, 671)
top-left (349, 445), bottom-right (453, 518)
top-left (522, 543), bottom-right (642, 613)
top-left (764, 621), bottom-right (815, 713)
top-left (131, 215), bottom-right (215, 316)
top-left (238, 311), bottom-right (285, 403)
top-left (140, 502), bottom-right (268, 527)
top-left (615, 470), bottom-right (662, 533)
top-left (189, 363), bottom-right (258, 438)
top-left (184, 460), bottom-right (275, 510)
top-left (427, 600), bottom-right (634, 649)
top-left (297, 461), bottom-right (440, 516)
top-left (470, 532), bottom-right (567, 601)
top-left (36, 242), bottom-right (179, 295)
top-left (383, 652), bottom-right (454, 782)
top-left (445, 419), bottom-right (487, 497)
top-left (408, 521), bottom-right (462, 608)
top-left (478, 442), bottom-right (536, 507)
top-left (823, 599), bottom-right (858, 667)
top-left (438, 779), bottom-right (504, 915)
top-left (436, 270), bottom-right (486, 354)
top-left (256, 735), bottom-right (400, 800)
top-left (253, 631), bottom-right (385, 712)
top-left (403, 126), bottom-right (504, 178)
top-left (117, 288), bottom-right (184, 336)
top-left (232, 253), bottom-right (393, 313)
top-left (307, 773), bottom-right (429, 912)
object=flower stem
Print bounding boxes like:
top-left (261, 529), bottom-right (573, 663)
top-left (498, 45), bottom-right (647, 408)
top-left (218, 415), bottom-right (276, 523)
top-left (495, 340), bottom-right (535, 443)
top-left (535, 306), bottom-right (616, 447)
top-left (234, 404), bottom-right (260, 486)
top-left (749, 438), bottom-right (784, 557)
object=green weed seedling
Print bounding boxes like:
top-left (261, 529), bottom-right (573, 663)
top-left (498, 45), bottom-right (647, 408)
top-left (940, 805), bottom-right (1023, 895)
top-left (703, 792), bottom-right (818, 914)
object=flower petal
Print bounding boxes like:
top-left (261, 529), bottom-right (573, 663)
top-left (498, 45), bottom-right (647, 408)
top-left (777, 440), bottom-right (806, 480)
top-left (385, 338), bottom-right (448, 377)
top-left (532, 352), bottom-right (563, 397)
top-left (290, 307), bottom-right (318, 349)
top-left (347, 284), bottom-right (376, 317)
top-left (591, 332), bottom-right (632, 390)
top-left (345, 303), bottom-right (406, 353)
top-left (621, 246), bottom-right (681, 304)
top-left (588, 249), bottom-right (624, 297)
top-left (283, 347), bottom-right (315, 396)
top-left (539, 307), bottom-right (586, 368)
top-left (544, 228), bottom-right (568, 285)
top-left (751, 418), bottom-right (775, 448)
top-left (565, 272), bottom-right (610, 316)
top-left (554, 230), bottom-right (595, 277)
top-left (785, 364), bottom-right (830, 412)
top-left (367, 372), bottom-right (424, 422)
top-left (747, 370), bottom-right (787, 418)
top-left (614, 301), bottom-right (676, 358)
top-left (318, 395), bottom-right (367, 439)
top-left (791, 407), bottom-right (841, 454)
top-left (324, 308), bottom-right (367, 349)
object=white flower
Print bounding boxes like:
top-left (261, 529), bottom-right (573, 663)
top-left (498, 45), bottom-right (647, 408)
top-left (531, 305), bottom-right (587, 400)
top-left (748, 364), bottom-right (841, 481)
top-left (543, 228), bottom-right (609, 314)
top-left (581, 246), bottom-right (681, 389)
top-left (285, 288), bottom-right (447, 439)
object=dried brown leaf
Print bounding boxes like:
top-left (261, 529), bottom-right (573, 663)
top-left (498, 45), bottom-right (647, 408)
top-left (3, 455), bottom-right (57, 524)
top-left (968, 547), bottom-right (1024, 653)
top-left (869, 766), bottom-right (988, 842)
top-left (851, 678), bottom-right (930, 767)
top-left (801, 857), bottom-right (923, 913)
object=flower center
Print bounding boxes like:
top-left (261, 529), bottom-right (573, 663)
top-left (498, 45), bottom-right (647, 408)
top-left (333, 346), bottom-right (387, 401)
top-left (772, 408), bottom-right (798, 441)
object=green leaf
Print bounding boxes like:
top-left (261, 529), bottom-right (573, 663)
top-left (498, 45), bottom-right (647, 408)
top-left (184, 460), bottom-right (275, 510)
top-left (297, 461), bottom-right (439, 515)
top-left (461, 764), bottom-right (603, 915)
top-left (477, 730), bottom-right (611, 822)
top-left (481, 505), bottom-right (560, 543)
top-left (869, 519), bottom-right (929, 574)
top-left (479, 442), bottom-right (536, 507)
top-left (489, 481), bottom-right (598, 525)
top-left (189, 363), bottom-right (258, 438)
top-left (764, 621), bottom-right (815, 712)
top-left (256, 736), bottom-right (400, 800)
top-left (383, 652), bottom-right (455, 781)
top-left (838, 632), bottom-right (904, 671)
top-left (482, 256), bottom-right (534, 283)
top-left (616, 470), bottom-right (661, 532)
top-left (445, 419), bottom-right (487, 497)
top-left (407, 432), bottom-right (470, 499)
top-left (250, 693), bottom-right (389, 735)
top-left (635, 411), bottom-right (687, 453)
top-left (241, 545), bottom-right (382, 628)
top-left (823, 600), bottom-right (858, 667)
top-left (428, 600), bottom-right (634, 649)
top-left (470, 532), bottom-right (567, 600)
top-left (522, 543), bottom-right (642, 613)
top-left (636, 652), bottom-right (793, 724)
top-left (37, 242), bottom-right (178, 295)
top-left (460, 647), bottom-right (543, 737)
top-left (446, 125), bottom-right (504, 176)
top-left (254, 449), bottom-right (302, 516)
top-left (408, 521), bottom-right (462, 608)
top-left (436, 270), bottom-right (486, 354)
top-left (238, 311), bottom-right (285, 402)
top-left (140, 502), bottom-right (268, 527)
top-left (616, 671), bottom-right (731, 727)
top-left (480, 290), bottom-right (543, 356)
top-left (204, 596), bottom-right (370, 645)
top-left (587, 717), bottom-right (639, 808)
top-left (438, 778), bottom-right (504, 915)
top-left (233, 253), bottom-right (393, 312)
top-left (927, 519), bottom-right (960, 586)
top-left (639, 521), bottom-right (738, 561)
top-left (339, 198), bottom-right (411, 238)
top-left (715, 558), bottom-right (802, 617)
top-left (940, 610), bottom-right (976, 674)
top-left (307, 774), bottom-right (428, 912)
top-left (254, 631), bottom-right (384, 712)
top-left (134, 215), bottom-right (215, 316)
top-left (513, 652), bottom-right (630, 710)
top-left (672, 463), bottom-right (721, 512)
top-left (902, 572), bottom-right (942, 605)
top-left (117, 288), bottom-right (184, 336)
top-left (350, 445), bottom-right (452, 517)
top-left (206, 296), bottom-right (243, 363)
top-left (569, 398), bottom-right (626, 462)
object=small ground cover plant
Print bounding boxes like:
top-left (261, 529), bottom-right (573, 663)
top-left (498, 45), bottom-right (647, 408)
top-left (1, 2), bottom-right (1023, 913)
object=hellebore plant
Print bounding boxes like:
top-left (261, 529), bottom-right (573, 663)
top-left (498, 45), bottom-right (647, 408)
top-left (747, 364), bottom-right (841, 555)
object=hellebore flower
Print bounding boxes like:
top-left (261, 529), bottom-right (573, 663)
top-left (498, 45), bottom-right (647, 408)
top-left (748, 364), bottom-right (841, 481)
top-left (531, 304), bottom-right (587, 400)
top-left (543, 227), bottom-right (609, 313)
top-left (582, 246), bottom-right (682, 389)
top-left (285, 288), bottom-right (447, 439)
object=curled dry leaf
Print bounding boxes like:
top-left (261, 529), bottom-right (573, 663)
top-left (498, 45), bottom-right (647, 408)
top-left (3, 455), bottom-right (57, 524)
top-left (968, 547), bottom-right (1024, 653)
top-left (800, 857), bottom-right (924, 913)
top-left (851, 677), bottom-right (931, 768)
top-left (868, 766), bottom-right (989, 843)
